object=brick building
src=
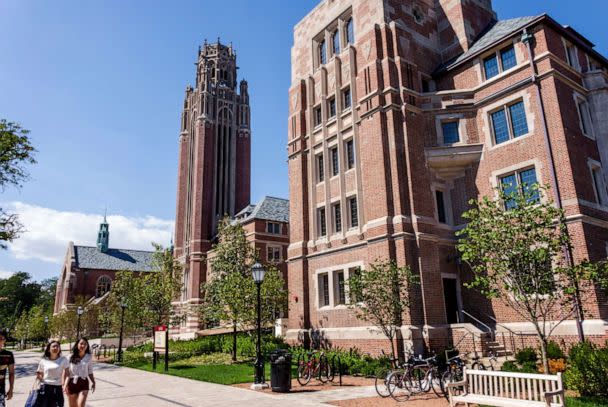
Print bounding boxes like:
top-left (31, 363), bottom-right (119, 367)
top-left (172, 40), bottom-right (290, 337)
top-left (54, 216), bottom-right (155, 314)
top-left (286, 0), bottom-right (608, 355)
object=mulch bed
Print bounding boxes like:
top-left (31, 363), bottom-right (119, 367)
top-left (233, 375), bottom-right (375, 394)
top-left (328, 393), bottom-right (449, 406)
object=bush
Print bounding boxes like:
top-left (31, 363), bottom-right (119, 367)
top-left (515, 347), bottom-right (538, 365)
top-left (546, 341), bottom-right (565, 360)
top-left (546, 358), bottom-right (566, 374)
top-left (564, 341), bottom-right (608, 398)
top-left (500, 359), bottom-right (538, 374)
top-left (500, 361), bottom-right (519, 372)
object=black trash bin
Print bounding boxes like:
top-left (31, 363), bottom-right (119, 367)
top-left (270, 349), bottom-right (292, 392)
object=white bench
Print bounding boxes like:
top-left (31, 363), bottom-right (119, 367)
top-left (447, 368), bottom-right (565, 407)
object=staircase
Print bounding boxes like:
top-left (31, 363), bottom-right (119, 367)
top-left (484, 338), bottom-right (513, 358)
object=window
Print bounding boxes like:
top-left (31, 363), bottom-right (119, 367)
top-left (345, 139), bottom-right (355, 169)
top-left (348, 197), bottom-right (359, 228)
top-left (576, 98), bottom-right (593, 137)
top-left (266, 221), bottom-right (281, 234)
top-left (96, 276), bottom-right (111, 298)
top-left (335, 270), bottom-right (346, 305)
top-left (314, 106), bottom-right (322, 127)
top-left (590, 164), bottom-right (607, 205)
top-left (565, 42), bottom-right (579, 70)
top-left (267, 246), bottom-right (281, 262)
top-left (317, 154), bottom-right (325, 182)
top-left (318, 207), bottom-right (327, 237)
top-left (333, 203), bottom-right (342, 233)
top-left (500, 167), bottom-right (539, 209)
top-left (491, 100), bottom-right (528, 145)
top-left (348, 267), bottom-right (361, 303)
top-left (435, 190), bottom-right (447, 224)
top-left (332, 30), bottom-right (340, 55)
top-left (346, 18), bottom-right (354, 45)
top-left (319, 40), bottom-right (327, 65)
top-left (421, 78), bottom-right (431, 93)
top-left (318, 273), bottom-right (330, 307)
top-left (331, 147), bottom-right (339, 176)
top-left (328, 97), bottom-right (336, 118)
top-left (483, 45), bottom-right (517, 80)
top-left (342, 88), bottom-right (351, 109)
top-left (441, 121), bottom-right (460, 144)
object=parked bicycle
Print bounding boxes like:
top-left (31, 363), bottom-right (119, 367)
top-left (386, 354), bottom-right (443, 401)
top-left (470, 350), bottom-right (497, 370)
top-left (374, 350), bottom-right (401, 398)
top-left (296, 351), bottom-right (333, 385)
top-left (441, 353), bottom-right (466, 399)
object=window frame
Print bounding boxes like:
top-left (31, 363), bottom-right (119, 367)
top-left (348, 196), bottom-right (359, 228)
top-left (564, 40), bottom-right (580, 71)
top-left (482, 43), bottom-right (518, 81)
top-left (319, 39), bottom-right (327, 66)
top-left (332, 202), bottom-right (342, 233)
top-left (328, 97), bottom-right (337, 119)
top-left (588, 160), bottom-right (608, 206)
top-left (267, 245), bottom-right (282, 263)
top-left (266, 221), bottom-right (281, 234)
top-left (441, 120), bottom-right (460, 145)
top-left (334, 270), bottom-right (346, 305)
top-left (575, 95), bottom-right (594, 139)
top-left (330, 146), bottom-right (339, 176)
top-left (318, 272), bottom-right (330, 308)
top-left (498, 167), bottom-right (540, 209)
top-left (346, 18), bottom-right (354, 45)
top-left (489, 99), bottom-right (529, 145)
top-left (332, 29), bottom-right (340, 55)
top-left (318, 207), bottom-right (327, 237)
top-left (316, 153), bottom-right (325, 183)
top-left (95, 275), bottom-right (112, 298)
top-left (313, 105), bottom-right (322, 127)
top-left (342, 87), bottom-right (351, 110)
top-left (345, 139), bottom-right (355, 170)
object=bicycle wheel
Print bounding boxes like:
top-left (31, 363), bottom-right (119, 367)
top-left (407, 366), bottom-right (426, 394)
top-left (429, 369), bottom-right (444, 397)
top-left (318, 355), bottom-right (330, 383)
top-left (472, 361), bottom-right (486, 370)
top-left (387, 371), bottom-right (410, 402)
top-left (440, 370), bottom-right (452, 399)
top-left (374, 368), bottom-right (391, 398)
top-left (297, 362), bottom-right (312, 386)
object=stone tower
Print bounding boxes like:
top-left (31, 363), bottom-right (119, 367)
top-left (174, 39), bottom-right (251, 335)
top-left (96, 214), bottom-right (109, 253)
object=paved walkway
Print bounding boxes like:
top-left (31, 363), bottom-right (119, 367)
top-left (8, 350), bottom-right (375, 407)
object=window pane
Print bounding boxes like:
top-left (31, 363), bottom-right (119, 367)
top-left (509, 102), bottom-right (528, 137)
top-left (592, 168), bottom-right (604, 205)
top-left (346, 139), bottom-right (355, 169)
top-left (331, 147), bottom-right (339, 176)
top-left (500, 46), bottom-right (517, 70)
top-left (500, 174), bottom-right (518, 209)
top-left (491, 109), bottom-right (510, 144)
top-left (343, 88), bottom-right (351, 109)
top-left (578, 101), bottom-right (590, 135)
top-left (328, 98), bottom-right (336, 118)
top-left (334, 204), bottom-right (342, 232)
top-left (319, 40), bottom-right (327, 65)
top-left (337, 271), bottom-right (346, 305)
top-left (519, 168), bottom-right (539, 203)
top-left (317, 155), bottom-right (324, 182)
top-left (435, 190), bottom-right (447, 223)
top-left (346, 18), bottom-right (354, 44)
top-left (349, 198), bottom-right (358, 227)
top-left (332, 30), bottom-right (340, 54)
top-left (319, 274), bottom-right (329, 307)
top-left (319, 208), bottom-right (326, 236)
top-left (314, 107), bottom-right (322, 126)
top-left (441, 121), bottom-right (460, 144)
top-left (484, 55), bottom-right (499, 79)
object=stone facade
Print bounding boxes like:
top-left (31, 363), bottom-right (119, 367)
top-left (286, 0), bottom-right (608, 355)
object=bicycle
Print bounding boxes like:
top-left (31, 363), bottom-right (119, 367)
top-left (296, 351), bottom-right (331, 385)
top-left (387, 354), bottom-right (441, 401)
top-left (374, 350), bottom-right (400, 398)
top-left (470, 350), bottom-right (497, 371)
top-left (407, 355), bottom-right (443, 397)
top-left (441, 354), bottom-right (465, 399)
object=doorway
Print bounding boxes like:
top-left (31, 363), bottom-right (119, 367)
top-left (443, 278), bottom-right (460, 324)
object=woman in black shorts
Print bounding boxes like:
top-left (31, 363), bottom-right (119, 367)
top-left (63, 339), bottom-right (95, 407)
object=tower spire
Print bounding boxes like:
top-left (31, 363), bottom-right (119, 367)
top-left (97, 212), bottom-right (109, 253)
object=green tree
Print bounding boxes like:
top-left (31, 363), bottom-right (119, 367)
top-left (13, 304), bottom-right (49, 345)
top-left (347, 259), bottom-right (419, 359)
top-left (0, 272), bottom-right (42, 332)
top-left (0, 119), bottom-right (36, 248)
top-left (108, 245), bottom-right (184, 335)
top-left (201, 218), bottom-right (287, 361)
top-left (457, 184), bottom-right (606, 373)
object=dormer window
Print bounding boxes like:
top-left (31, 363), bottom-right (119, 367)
top-left (483, 45), bottom-right (517, 80)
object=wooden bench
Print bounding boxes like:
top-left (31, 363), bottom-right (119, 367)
top-left (447, 368), bottom-right (565, 407)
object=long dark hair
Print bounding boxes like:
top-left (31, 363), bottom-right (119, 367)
top-left (70, 338), bottom-right (91, 363)
top-left (44, 341), bottom-right (62, 359)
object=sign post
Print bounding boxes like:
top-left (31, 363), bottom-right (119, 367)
top-left (154, 325), bottom-right (169, 372)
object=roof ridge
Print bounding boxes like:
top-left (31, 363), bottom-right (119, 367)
top-left (74, 245), bottom-right (156, 254)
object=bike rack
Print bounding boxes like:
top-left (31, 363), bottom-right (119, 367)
top-left (330, 354), bottom-right (342, 386)
top-left (108, 344), bottom-right (116, 357)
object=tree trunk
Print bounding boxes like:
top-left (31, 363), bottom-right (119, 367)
top-left (232, 322), bottom-right (237, 362)
top-left (540, 337), bottom-right (549, 374)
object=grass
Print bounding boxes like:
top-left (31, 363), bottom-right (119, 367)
top-left (565, 397), bottom-right (608, 407)
top-left (127, 358), bottom-right (265, 385)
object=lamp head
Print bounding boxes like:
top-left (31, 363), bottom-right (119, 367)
top-left (251, 262), bottom-right (266, 284)
top-left (77, 306), bottom-right (84, 316)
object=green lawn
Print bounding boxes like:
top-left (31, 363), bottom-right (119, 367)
top-left (128, 360), bottom-right (265, 385)
top-left (565, 397), bottom-right (608, 407)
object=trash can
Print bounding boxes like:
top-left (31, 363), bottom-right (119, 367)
top-left (270, 349), bottom-right (292, 392)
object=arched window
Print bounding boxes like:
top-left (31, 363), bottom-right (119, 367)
top-left (332, 30), bottom-right (340, 55)
top-left (346, 18), bottom-right (355, 45)
top-left (96, 276), bottom-right (112, 298)
top-left (319, 40), bottom-right (327, 65)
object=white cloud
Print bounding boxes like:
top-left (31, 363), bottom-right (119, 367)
top-left (2, 202), bottom-right (174, 264)
top-left (0, 270), bottom-right (14, 279)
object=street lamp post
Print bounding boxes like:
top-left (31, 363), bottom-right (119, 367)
top-left (117, 299), bottom-right (128, 364)
top-left (251, 262), bottom-right (268, 390)
top-left (76, 306), bottom-right (84, 340)
top-left (44, 316), bottom-right (49, 342)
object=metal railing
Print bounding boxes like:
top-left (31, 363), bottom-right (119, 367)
top-left (462, 310), bottom-right (495, 341)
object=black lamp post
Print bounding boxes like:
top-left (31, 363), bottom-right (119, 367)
top-left (76, 306), bottom-right (84, 340)
top-left (117, 299), bottom-right (128, 364)
top-left (251, 262), bottom-right (268, 389)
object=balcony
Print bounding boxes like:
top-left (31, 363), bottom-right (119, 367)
top-left (425, 143), bottom-right (483, 180)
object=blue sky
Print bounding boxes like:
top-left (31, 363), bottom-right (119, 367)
top-left (0, 0), bottom-right (606, 282)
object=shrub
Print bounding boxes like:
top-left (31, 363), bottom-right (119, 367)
top-left (564, 341), bottom-right (608, 398)
top-left (546, 341), bottom-right (565, 360)
top-left (500, 361), bottom-right (519, 372)
top-left (515, 347), bottom-right (538, 365)
top-left (546, 358), bottom-right (566, 374)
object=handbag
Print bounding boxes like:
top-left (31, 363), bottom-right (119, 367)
top-left (24, 379), bottom-right (40, 407)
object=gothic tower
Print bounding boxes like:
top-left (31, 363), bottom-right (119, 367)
top-left (174, 39), bottom-right (251, 334)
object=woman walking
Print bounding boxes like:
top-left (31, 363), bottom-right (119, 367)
top-left (63, 339), bottom-right (95, 407)
top-left (35, 341), bottom-right (68, 407)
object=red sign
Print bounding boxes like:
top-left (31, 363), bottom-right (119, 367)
top-left (154, 325), bottom-right (168, 352)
